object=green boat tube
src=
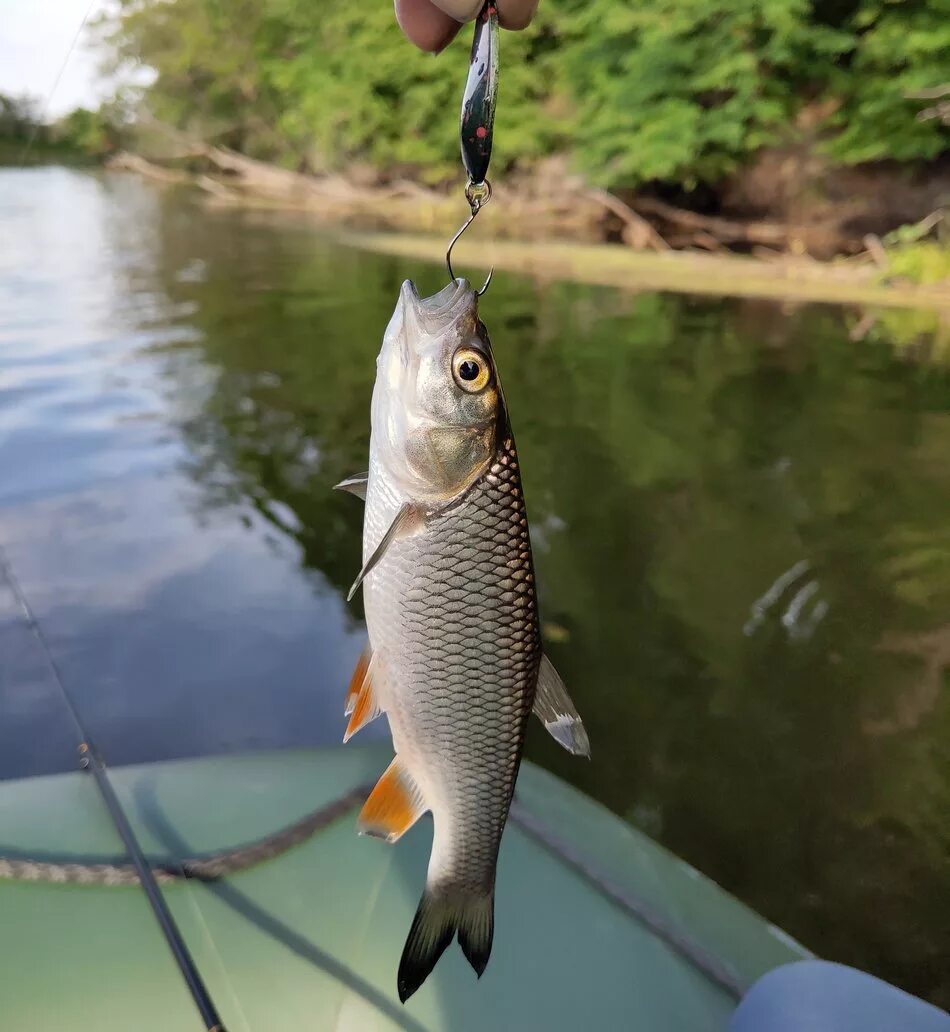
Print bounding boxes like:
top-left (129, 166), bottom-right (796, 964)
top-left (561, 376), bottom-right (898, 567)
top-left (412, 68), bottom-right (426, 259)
top-left (0, 744), bottom-right (807, 1031)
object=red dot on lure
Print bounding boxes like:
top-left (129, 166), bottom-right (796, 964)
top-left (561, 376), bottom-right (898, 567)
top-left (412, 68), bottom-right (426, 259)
top-left (476, 126), bottom-right (488, 139)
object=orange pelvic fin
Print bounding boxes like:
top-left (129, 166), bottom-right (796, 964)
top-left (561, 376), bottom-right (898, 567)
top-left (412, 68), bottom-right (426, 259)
top-left (358, 757), bottom-right (426, 843)
top-left (343, 657), bottom-right (382, 742)
top-left (344, 643), bottom-right (372, 717)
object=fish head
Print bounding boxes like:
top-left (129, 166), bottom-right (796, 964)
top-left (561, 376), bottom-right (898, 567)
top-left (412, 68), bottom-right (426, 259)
top-left (372, 278), bottom-right (502, 503)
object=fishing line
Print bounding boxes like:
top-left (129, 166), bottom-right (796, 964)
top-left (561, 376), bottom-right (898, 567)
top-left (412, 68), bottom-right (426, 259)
top-left (0, 543), bottom-right (228, 1032)
top-left (18, 0), bottom-right (101, 164)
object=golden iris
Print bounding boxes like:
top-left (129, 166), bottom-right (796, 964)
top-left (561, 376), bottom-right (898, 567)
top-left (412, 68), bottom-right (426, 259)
top-left (452, 348), bottom-right (491, 393)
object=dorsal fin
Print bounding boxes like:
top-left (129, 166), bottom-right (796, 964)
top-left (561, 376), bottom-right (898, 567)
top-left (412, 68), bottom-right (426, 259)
top-left (358, 757), bottom-right (427, 843)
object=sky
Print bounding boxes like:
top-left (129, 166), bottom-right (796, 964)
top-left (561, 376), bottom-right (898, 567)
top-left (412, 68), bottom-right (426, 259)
top-left (0, 0), bottom-right (112, 118)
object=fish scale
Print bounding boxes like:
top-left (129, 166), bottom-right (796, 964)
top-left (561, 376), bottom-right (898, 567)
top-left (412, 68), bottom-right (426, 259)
top-left (365, 433), bottom-right (539, 896)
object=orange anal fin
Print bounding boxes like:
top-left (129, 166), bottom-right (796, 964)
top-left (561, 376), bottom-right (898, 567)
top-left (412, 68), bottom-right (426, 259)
top-left (343, 665), bottom-right (382, 742)
top-left (345, 644), bottom-right (372, 717)
top-left (358, 757), bottom-right (426, 843)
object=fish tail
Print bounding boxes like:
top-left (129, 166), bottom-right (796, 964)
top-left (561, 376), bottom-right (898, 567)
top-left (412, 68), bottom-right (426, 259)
top-left (456, 890), bottom-right (495, 976)
top-left (397, 887), bottom-right (495, 1002)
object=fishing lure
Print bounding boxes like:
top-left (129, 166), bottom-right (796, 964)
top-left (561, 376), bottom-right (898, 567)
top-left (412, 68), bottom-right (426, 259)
top-left (460, 1), bottom-right (499, 186)
top-left (446, 1), bottom-right (499, 289)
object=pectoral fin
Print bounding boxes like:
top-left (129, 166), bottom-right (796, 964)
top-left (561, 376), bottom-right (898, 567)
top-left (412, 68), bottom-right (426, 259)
top-left (358, 757), bottom-right (427, 843)
top-left (333, 472), bottom-right (368, 500)
top-left (533, 654), bottom-right (590, 758)
top-left (347, 502), bottom-right (426, 602)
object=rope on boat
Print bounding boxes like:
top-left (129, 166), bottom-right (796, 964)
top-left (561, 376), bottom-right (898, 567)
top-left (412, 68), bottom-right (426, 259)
top-left (0, 783), bottom-right (371, 886)
top-left (0, 774), bottom-right (746, 1001)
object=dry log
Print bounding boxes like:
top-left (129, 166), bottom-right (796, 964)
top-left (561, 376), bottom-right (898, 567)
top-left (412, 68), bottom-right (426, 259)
top-left (202, 146), bottom-right (319, 199)
top-left (584, 187), bottom-right (670, 251)
top-left (691, 231), bottom-right (723, 252)
top-left (106, 152), bottom-right (190, 184)
top-left (863, 234), bottom-right (889, 271)
top-left (630, 195), bottom-right (788, 248)
top-left (196, 174), bottom-right (240, 201)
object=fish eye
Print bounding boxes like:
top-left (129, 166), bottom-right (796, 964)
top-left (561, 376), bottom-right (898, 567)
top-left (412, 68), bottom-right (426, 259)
top-left (452, 347), bottom-right (491, 393)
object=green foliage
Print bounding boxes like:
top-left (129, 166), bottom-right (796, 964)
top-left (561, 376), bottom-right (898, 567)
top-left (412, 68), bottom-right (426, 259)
top-left (271, 2), bottom-right (566, 181)
top-left (0, 93), bottom-right (42, 144)
top-left (100, 0), bottom-right (565, 180)
top-left (558, 0), bottom-right (852, 186)
top-left (825, 0), bottom-right (950, 164)
top-left (51, 104), bottom-right (126, 158)
top-left (97, 0), bottom-right (289, 159)
top-left (885, 242), bottom-right (950, 285)
top-left (98, 0), bottom-right (949, 189)
top-left (877, 212), bottom-right (950, 286)
top-left (0, 91), bottom-right (123, 163)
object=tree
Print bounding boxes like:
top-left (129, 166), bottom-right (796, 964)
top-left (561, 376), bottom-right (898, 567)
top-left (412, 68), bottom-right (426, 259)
top-left (95, 0), bottom-right (950, 189)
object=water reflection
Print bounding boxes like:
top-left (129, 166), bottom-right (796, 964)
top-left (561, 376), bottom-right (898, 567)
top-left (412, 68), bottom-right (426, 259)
top-left (1, 169), bottom-right (948, 1006)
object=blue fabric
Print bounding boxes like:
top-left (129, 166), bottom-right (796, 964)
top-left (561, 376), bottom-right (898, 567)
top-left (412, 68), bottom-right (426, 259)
top-left (730, 960), bottom-right (950, 1032)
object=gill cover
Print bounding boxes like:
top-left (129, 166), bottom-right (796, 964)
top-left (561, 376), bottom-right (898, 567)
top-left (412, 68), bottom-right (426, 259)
top-left (371, 279), bottom-right (502, 506)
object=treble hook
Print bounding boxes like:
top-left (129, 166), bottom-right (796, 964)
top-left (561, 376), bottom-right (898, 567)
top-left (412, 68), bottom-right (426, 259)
top-left (446, 179), bottom-right (494, 295)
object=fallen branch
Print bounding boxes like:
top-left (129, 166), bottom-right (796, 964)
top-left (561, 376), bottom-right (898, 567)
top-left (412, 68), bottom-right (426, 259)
top-left (202, 146), bottom-right (317, 198)
top-left (630, 195), bottom-right (789, 248)
top-left (906, 85), bottom-right (950, 125)
top-left (585, 188), bottom-right (670, 251)
top-left (196, 174), bottom-right (239, 201)
top-left (863, 233), bottom-right (889, 271)
top-left (106, 151), bottom-right (190, 184)
top-left (849, 311), bottom-right (878, 342)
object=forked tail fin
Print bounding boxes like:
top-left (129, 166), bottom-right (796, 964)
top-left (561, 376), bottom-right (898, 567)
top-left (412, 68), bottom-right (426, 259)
top-left (397, 888), bottom-right (495, 1003)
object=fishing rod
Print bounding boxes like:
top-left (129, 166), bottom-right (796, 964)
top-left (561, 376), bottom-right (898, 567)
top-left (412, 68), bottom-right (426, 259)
top-left (0, 548), bottom-right (227, 1032)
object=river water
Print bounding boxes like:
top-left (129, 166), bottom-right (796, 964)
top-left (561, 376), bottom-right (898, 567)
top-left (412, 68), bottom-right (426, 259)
top-left (1, 166), bottom-right (948, 1005)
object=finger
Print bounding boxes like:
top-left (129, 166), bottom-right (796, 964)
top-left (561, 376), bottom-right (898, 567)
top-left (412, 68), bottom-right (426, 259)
top-left (427, 1), bottom-right (483, 19)
top-left (394, 0), bottom-right (464, 53)
top-left (496, 0), bottom-right (539, 30)
top-left (428, 0), bottom-right (540, 29)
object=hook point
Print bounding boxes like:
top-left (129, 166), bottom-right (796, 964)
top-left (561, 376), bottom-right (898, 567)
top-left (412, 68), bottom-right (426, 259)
top-left (445, 179), bottom-right (493, 294)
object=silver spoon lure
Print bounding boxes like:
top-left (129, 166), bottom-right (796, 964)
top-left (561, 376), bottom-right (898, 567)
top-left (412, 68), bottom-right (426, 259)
top-left (445, 1), bottom-right (499, 293)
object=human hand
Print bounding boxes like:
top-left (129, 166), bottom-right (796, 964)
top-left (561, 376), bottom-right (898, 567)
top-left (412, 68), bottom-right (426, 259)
top-left (394, 0), bottom-right (539, 53)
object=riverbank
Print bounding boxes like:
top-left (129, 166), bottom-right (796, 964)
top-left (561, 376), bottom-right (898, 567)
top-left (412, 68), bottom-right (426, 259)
top-left (0, 142), bottom-right (95, 167)
top-left (108, 150), bottom-right (950, 312)
top-left (344, 230), bottom-right (950, 313)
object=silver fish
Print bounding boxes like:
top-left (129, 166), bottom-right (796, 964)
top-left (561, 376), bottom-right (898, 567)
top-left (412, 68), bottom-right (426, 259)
top-left (336, 278), bottom-right (589, 1002)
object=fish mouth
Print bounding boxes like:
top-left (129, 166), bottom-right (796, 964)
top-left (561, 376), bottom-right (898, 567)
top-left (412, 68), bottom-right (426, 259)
top-left (400, 278), bottom-right (476, 334)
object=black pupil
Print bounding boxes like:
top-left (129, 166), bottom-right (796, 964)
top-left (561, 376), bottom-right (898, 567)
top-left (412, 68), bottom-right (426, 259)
top-left (458, 359), bottom-right (480, 382)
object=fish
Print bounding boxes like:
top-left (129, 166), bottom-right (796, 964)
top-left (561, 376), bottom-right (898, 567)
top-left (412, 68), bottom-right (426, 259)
top-left (336, 278), bottom-right (589, 1003)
